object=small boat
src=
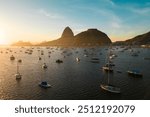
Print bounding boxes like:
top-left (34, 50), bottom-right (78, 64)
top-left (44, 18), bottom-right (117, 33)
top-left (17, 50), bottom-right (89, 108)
top-left (84, 54), bottom-right (88, 57)
top-left (102, 66), bottom-right (113, 72)
top-left (131, 53), bottom-right (138, 56)
top-left (100, 84), bottom-right (121, 94)
top-left (15, 73), bottom-right (22, 79)
top-left (91, 57), bottom-right (99, 63)
top-left (10, 55), bottom-right (15, 60)
top-left (42, 63), bottom-right (48, 69)
top-left (15, 61), bottom-right (22, 80)
top-left (56, 59), bottom-right (63, 63)
top-left (18, 59), bottom-right (22, 63)
top-left (39, 81), bottom-right (51, 88)
top-left (76, 57), bottom-right (80, 62)
top-left (127, 70), bottom-right (143, 77)
top-left (39, 57), bottom-right (42, 60)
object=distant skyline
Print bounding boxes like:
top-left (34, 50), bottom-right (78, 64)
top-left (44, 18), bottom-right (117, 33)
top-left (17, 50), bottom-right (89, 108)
top-left (0, 0), bottom-right (150, 44)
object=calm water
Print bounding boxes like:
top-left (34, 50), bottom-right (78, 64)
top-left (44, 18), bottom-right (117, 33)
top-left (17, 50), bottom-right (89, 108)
top-left (0, 46), bottom-right (150, 100)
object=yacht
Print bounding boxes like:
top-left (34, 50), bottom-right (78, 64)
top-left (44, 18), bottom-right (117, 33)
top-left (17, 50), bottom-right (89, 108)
top-left (39, 81), bottom-right (51, 88)
top-left (127, 70), bottom-right (143, 77)
top-left (100, 84), bottom-right (121, 93)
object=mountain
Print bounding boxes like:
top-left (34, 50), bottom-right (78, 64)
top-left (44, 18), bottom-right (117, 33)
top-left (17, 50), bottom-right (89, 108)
top-left (125, 31), bottom-right (150, 45)
top-left (74, 29), bottom-right (111, 46)
top-left (40, 27), bottom-right (112, 46)
top-left (61, 26), bottom-right (74, 39)
top-left (11, 41), bottom-right (33, 46)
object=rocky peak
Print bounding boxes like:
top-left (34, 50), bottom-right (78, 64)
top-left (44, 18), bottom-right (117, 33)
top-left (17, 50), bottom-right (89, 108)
top-left (61, 26), bottom-right (74, 38)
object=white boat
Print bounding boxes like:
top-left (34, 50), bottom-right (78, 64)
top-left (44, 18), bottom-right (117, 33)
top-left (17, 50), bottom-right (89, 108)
top-left (39, 81), bottom-right (51, 88)
top-left (15, 61), bottom-right (22, 79)
top-left (76, 57), bottom-right (80, 62)
top-left (102, 66), bottom-right (113, 72)
top-left (127, 70), bottom-right (143, 77)
top-left (100, 84), bottom-right (121, 93)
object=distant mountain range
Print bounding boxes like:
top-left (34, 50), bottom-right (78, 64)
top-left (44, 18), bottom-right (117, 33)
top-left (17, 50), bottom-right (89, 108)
top-left (11, 41), bottom-right (32, 46)
top-left (12, 27), bottom-right (150, 46)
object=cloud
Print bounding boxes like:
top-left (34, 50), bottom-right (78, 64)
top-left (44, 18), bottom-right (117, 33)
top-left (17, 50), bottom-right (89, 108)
top-left (130, 7), bottom-right (150, 15)
top-left (105, 0), bottom-right (115, 6)
top-left (38, 9), bottom-right (63, 19)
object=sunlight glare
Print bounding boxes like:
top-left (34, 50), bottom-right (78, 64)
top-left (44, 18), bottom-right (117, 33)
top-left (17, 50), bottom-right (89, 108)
top-left (0, 30), bottom-right (8, 45)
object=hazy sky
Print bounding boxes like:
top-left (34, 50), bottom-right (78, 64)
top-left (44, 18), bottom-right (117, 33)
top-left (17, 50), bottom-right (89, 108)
top-left (0, 0), bottom-right (150, 44)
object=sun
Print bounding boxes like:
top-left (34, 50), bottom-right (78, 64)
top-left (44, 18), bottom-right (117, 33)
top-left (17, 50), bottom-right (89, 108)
top-left (0, 30), bottom-right (8, 45)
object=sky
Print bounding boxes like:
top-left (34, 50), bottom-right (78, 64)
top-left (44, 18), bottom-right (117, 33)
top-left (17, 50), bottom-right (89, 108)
top-left (0, 0), bottom-right (150, 44)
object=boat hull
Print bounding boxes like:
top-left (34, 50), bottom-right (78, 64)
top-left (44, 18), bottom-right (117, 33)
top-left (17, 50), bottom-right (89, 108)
top-left (100, 84), bottom-right (121, 93)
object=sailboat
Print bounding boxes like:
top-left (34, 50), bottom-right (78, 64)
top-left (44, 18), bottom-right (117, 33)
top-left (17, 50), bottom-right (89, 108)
top-left (100, 46), bottom-right (121, 93)
top-left (100, 73), bottom-right (121, 93)
top-left (15, 61), bottom-right (22, 80)
top-left (102, 48), bottom-right (114, 72)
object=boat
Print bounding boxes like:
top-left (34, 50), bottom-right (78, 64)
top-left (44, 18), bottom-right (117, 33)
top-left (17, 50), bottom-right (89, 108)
top-left (102, 66), bottom-right (113, 72)
top-left (39, 64), bottom-right (51, 88)
top-left (42, 63), bottom-right (48, 69)
top-left (102, 47), bottom-right (115, 72)
top-left (10, 55), bottom-right (15, 60)
top-left (100, 46), bottom-right (121, 93)
top-left (127, 70), bottom-right (143, 77)
top-left (15, 73), bottom-right (22, 79)
top-left (131, 52), bottom-right (138, 56)
top-left (15, 61), bottom-right (22, 79)
top-left (56, 59), bottom-right (63, 63)
top-left (39, 81), bottom-right (51, 88)
top-left (39, 57), bottom-right (42, 60)
top-left (106, 62), bottom-right (115, 66)
top-left (18, 59), bottom-right (22, 63)
top-left (91, 57), bottom-right (99, 63)
top-left (76, 57), bottom-right (80, 62)
top-left (100, 84), bottom-right (121, 93)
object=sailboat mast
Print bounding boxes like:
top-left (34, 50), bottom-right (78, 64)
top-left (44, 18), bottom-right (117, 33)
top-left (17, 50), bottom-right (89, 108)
top-left (107, 45), bottom-right (112, 85)
top-left (17, 61), bottom-right (19, 73)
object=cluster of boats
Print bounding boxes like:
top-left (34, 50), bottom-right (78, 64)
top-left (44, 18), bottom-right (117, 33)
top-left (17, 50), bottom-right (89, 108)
top-left (0, 45), bottom-right (146, 91)
top-left (100, 46), bottom-right (144, 94)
